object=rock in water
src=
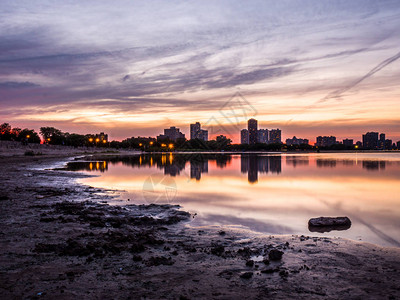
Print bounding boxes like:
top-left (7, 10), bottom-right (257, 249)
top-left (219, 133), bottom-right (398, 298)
top-left (308, 217), bottom-right (351, 227)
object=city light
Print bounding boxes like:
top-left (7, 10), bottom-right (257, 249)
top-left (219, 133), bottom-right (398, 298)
top-left (161, 143), bottom-right (167, 147)
top-left (149, 141), bottom-right (153, 145)
top-left (168, 144), bottom-right (174, 149)
top-left (139, 143), bottom-right (143, 146)
top-left (103, 140), bottom-right (107, 143)
top-left (89, 138), bottom-right (93, 142)
top-left (26, 135), bottom-right (30, 138)
top-left (95, 138), bottom-right (100, 142)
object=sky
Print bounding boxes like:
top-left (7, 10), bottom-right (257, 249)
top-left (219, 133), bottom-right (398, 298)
top-left (1, 0), bottom-right (400, 143)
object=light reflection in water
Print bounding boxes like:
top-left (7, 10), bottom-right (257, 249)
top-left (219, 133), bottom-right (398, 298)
top-left (66, 153), bottom-right (400, 247)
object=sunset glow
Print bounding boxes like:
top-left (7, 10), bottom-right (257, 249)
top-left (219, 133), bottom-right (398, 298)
top-left (1, 1), bottom-right (400, 143)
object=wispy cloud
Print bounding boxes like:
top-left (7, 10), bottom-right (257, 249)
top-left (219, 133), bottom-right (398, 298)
top-left (0, 81), bottom-right (40, 89)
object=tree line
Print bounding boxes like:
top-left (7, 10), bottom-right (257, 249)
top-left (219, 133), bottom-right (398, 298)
top-left (0, 123), bottom-right (107, 147)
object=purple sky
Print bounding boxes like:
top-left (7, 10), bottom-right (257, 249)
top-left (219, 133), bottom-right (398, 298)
top-left (1, 0), bottom-right (400, 143)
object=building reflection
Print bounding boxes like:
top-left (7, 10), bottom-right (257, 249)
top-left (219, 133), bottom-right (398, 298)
top-left (65, 161), bottom-right (108, 172)
top-left (285, 156), bottom-right (309, 167)
top-left (316, 159), bottom-right (337, 168)
top-left (362, 160), bottom-right (386, 171)
top-left (215, 155), bottom-right (232, 168)
top-left (65, 154), bottom-right (395, 182)
top-left (190, 160), bottom-right (209, 181)
top-left (241, 155), bottom-right (282, 183)
top-left (315, 158), bottom-right (387, 171)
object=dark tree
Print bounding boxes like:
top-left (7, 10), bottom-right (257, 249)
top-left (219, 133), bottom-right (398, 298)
top-left (40, 127), bottom-right (64, 144)
top-left (20, 129), bottom-right (41, 143)
top-left (0, 123), bottom-right (12, 140)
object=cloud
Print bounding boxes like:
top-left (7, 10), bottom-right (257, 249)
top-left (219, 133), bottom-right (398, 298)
top-left (0, 81), bottom-right (40, 89)
top-left (318, 50), bottom-right (400, 103)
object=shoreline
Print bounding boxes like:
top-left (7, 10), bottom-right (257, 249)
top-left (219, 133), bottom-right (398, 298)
top-left (1, 153), bottom-right (400, 299)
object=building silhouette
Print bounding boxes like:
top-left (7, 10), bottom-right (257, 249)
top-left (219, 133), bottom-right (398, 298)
top-left (190, 122), bottom-right (208, 141)
top-left (315, 136), bottom-right (336, 147)
top-left (248, 118), bottom-right (258, 145)
top-left (241, 120), bottom-right (281, 145)
top-left (342, 139), bottom-right (353, 146)
top-left (269, 129), bottom-right (282, 144)
top-left (257, 129), bottom-right (268, 143)
top-left (286, 136), bottom-right (308, 146)
top-left (362, 132), bottom-right (378, 149)
top-left (385, 139), bottom-right (393, 150)
top-left (157, 126), bottom-right (185, 141)
top-left (241, 129), bottom-right (249, 144)
top-left (379, 133), bottom-right (385, 149)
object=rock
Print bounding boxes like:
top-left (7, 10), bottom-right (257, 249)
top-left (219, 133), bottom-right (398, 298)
top-left (132, 255), bottom-right (142, 262)
top-left (240, 272), bottom-right (253, 279)
top-left (268, 249), bottom-right (284, 261)
top-left (246, 260), bottom-right (254, 267)
top-left (308, 216), bottom-right (351, 227)
top-left (279, 270), bottom-right (289, 278)
top-left (262, 259), bottom-right (270, 265)
top-left (261, 267), bottom-right (280, 274)
top-left (308, 217), bottom-right (351, 233)
top-left (146, 256), bottom-right (174, 266)
top-left (210, 245), bottom-right (225, 256)
top-left (0, 195), bottom-right (9, 201)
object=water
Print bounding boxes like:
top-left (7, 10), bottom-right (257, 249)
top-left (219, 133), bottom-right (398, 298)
top-left (65, 152), bottom-right (400, 247)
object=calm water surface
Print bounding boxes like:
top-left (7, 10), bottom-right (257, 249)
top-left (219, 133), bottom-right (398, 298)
top-left (67, 152), bottom-right (400, 247)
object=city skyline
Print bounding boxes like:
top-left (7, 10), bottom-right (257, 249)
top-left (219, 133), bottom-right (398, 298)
top-left (2, 118), bottom-right (400, 148)
top-left (1, 1), bottom-right (399, 143)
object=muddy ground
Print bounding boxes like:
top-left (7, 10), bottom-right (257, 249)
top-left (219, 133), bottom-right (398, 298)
top-left (0, 153), bottom-right (400, 299)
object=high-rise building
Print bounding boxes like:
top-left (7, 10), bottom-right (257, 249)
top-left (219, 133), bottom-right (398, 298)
top-left (315, 136), bottom-right (336, 147)
top-left (248, 119), bottom-right (258, 145)
top-left (190, 122), bottom-right (200, 139)
top-left (362, 132), bottom-right (378, 149)
top-left (190, 122), bottom-right (208, 141)
top-left (269, 129), bottom-right (282, 144)
top-left (257, 129), bottom-right (268, 143)
top-left (379, 133), bottom-right (386, 149)
top-left (241, 129), bottom-right (249, 145)
top-left (157, 126), bottom-right (185, 141)
top-left (385, 139), bottom-right (393, 150)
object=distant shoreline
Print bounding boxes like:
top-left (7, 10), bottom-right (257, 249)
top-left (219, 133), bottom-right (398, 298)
top-left (1, 140), bottom-right (399, 157)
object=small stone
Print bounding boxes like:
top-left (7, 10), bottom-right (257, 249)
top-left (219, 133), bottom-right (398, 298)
top-left (246, 260), bottom-right (254, 267)
top-left (261, 268), bottom-right (280, 274)
top-left (279, 270), bottom-right (289, 277)
top-left (268, 249), bottom-right (284, 261)
top-left (240, 272), bottom-right (253, 279)
top-left (262, 258), bottom-right (270, 265)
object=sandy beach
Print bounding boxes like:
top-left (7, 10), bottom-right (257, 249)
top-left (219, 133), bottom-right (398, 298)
top-left (1, 146), bottom-right (400, 299)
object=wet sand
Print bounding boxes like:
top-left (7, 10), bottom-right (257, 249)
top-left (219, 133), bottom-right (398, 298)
top-left (1, 151), bottom-right (400, 299)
